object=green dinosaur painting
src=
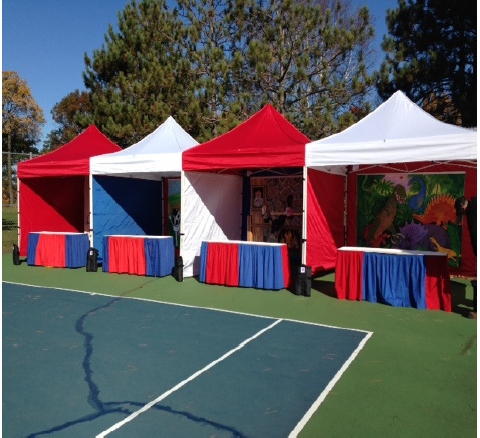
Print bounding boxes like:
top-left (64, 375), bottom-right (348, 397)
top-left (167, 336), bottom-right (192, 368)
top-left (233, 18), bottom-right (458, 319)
top-left (356, 173), bottom-right (466, 267)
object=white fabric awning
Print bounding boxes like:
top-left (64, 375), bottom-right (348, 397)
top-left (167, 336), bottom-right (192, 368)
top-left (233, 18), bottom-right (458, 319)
top-left (90, 116), bottom-right (198, 179)
top-left (306, 91), bottom-right (477, 172)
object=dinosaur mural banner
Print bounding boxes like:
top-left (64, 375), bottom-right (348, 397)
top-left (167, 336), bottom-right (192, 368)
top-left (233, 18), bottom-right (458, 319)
top-left (357, 173), bottom-right (465, 268)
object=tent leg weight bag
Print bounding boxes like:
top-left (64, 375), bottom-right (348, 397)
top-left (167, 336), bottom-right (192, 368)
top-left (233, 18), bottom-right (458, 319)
top-left (295, 265), bottom-right (312, 297)
top-left (174, 256), bottom-right (184, 282)
top-left (13, 244), bottom-right (20, 265)
top-left (86, 248), bottom-right (99, 272)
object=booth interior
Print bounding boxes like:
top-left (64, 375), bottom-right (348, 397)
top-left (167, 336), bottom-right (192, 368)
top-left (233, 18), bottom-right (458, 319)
top-left (17, 125), bottom-right (122, 259)
top-left (246, 168), bottom-right (346, 283)
top-left (244, 168), bottom-right (304, 263)
top-left (92, 175), bottom-right (181, 261)
top-left (345, 161), bottom-right (477, 277)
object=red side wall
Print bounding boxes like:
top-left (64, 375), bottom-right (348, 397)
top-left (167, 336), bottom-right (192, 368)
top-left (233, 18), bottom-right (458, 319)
top-left (19, 176), bottom-right (87, 257)
top-left (306, 169), bottom-right (345, 275)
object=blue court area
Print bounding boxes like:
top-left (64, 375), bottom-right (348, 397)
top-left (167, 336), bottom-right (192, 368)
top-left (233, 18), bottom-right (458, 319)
top-left (3, 282), bottom-right (371, 437)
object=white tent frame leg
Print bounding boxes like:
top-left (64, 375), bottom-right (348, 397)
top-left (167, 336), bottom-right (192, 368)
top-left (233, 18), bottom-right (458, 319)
top-left (301, 166), bottom-right (307, 266)
top-left (88, 174), bottom-right (94, 247)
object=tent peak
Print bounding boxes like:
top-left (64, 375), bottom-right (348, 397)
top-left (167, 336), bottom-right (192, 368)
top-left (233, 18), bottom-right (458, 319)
top-left (183, 103), bottom-right (309, 171)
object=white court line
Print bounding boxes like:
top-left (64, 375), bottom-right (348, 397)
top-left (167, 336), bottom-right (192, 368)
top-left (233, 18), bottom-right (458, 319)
top-left (288, 330), bottom-right (374, 437)
top-left (96, 318), bottom-right (283, 437)
top-left (2, 281), bottom-right (372, 335)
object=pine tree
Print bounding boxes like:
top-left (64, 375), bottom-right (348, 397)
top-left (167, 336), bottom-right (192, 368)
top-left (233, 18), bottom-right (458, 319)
top-left (83, 0), bottom-right (192, 146)
top-left (240, 0), bottom-right (376, 139)
top-left (377, 0), bottom-right (476, 127)
top-left (81, 0), bottom-right (377, 145)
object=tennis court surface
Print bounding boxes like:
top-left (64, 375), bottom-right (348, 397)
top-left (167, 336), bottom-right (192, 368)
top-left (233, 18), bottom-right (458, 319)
top-left (3, 282), bottom-right (371, 437)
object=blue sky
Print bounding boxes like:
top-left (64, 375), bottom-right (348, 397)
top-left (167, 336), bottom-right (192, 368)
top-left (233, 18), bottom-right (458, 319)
top-left (2, 0), bottom-right (398, 147)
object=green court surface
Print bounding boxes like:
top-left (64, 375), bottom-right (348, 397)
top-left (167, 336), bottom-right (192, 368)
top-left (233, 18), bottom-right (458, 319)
top-left (2, 254), bottom-right (477, 437)
top-left (3, 283), bottom-right (370, 436)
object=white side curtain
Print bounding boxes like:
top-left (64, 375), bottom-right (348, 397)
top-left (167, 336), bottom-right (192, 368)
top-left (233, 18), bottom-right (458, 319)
top-left (181, 171), bottom-right (243, 277)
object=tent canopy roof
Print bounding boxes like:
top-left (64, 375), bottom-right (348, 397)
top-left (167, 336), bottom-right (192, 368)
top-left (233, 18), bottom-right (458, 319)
top-left (183, 104), bottom-right (310, 171)
top-left (18, 125), bottom-right (121, 178)
top-left (90, 116), bottom-right (199, 180)
top-left (306, 91), bottom-right (477, 170)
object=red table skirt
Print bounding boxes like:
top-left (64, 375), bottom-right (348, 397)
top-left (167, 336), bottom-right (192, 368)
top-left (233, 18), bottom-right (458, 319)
top-left (205, 241), bottom-right (239, 286)
top-left (108, 236), bottom-right (146, 275)
top-left (102, 235), bottom-right (175, 277)
top-left (425, 256), bottom-right (452, 311)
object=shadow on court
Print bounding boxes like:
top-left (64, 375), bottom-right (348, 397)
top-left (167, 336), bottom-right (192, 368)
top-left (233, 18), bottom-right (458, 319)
top-left (3, 282), bottom-right (370, 437)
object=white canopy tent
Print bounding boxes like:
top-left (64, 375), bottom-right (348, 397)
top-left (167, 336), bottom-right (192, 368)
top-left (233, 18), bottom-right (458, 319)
top-left (89, 116), bottom-right (199, 258)
top-left (305, 90), bottom-right (477, 277)
top-left (306, 90), bottom-right (477, 173)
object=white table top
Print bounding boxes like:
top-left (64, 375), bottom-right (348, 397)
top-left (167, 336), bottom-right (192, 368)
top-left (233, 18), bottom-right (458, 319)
top-left (338, 246), bottom-right (447, 257)
top-left (204, 240), bottom-right (286, 247)
top-left (31, 231), bottom-right (88, 235)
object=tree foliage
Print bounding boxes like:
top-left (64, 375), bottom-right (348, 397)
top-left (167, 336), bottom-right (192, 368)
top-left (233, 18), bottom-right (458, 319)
top-left (238, 0), bottom-right (376, 138)
top-left (82, 0), bottom-right (194, 146)
top-left (43, 90), bottom-right (92, 153)
top-left (2, 71), bottom-right (45, 203)
top-left (377, 0), bottom-right (477, 127)
top-left (80, 0), bottom-right (377, 146)
top-left (2, 71), bottom-right (45, 153)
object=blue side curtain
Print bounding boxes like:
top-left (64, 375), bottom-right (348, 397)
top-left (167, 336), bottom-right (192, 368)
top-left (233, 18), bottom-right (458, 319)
top-left (199, 242), bottom-right (209, 283)
top-left (145, 238), bottom-right (175, 277)
top-left (363, 253), bottom-right (426, 309)
top-left (27, 233), bottom-right (40, 265)
top-left (65, 234), bottom-right (90, 268)
top-left (92, 176), bottom-right (163, 260)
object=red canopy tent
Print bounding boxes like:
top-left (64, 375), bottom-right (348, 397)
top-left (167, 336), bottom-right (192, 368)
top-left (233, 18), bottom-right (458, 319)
top-left (181, 104), bottom-right (344, 277)
top-left (183, 104), bottom-right (307, 170)
top-left (17, 125), bottom-right (121, 256)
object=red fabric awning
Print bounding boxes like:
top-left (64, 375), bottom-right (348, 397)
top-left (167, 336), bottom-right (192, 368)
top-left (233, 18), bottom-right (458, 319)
top-left (18, 125), bottom-right (121, 178)
top-left (182, 104), bottom-right (310, 171)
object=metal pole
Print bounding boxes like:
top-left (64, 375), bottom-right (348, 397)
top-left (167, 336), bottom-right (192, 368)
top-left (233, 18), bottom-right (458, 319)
top-left (17, 177), bottom-right (21, 248)
top-left (88, 174), bottom-right (93, 247)
top-left (301, 166), bottom-right (308, 265)
top-left (179, 171), bottom-right (185, 258)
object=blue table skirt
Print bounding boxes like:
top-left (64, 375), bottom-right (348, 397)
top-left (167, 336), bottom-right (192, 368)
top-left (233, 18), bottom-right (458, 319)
top-left (238, 244), bottom-right (286, 290)
top-left (144, 237), bottom-right (175, 277)
top-left (65, 234), bottom-right (90, 268)
top-left (199, 242), bottom-right (209, 283)
top-left (27, 233), bottom-right (41, 265)
top-left (363, 252), bottom-right (427, 309)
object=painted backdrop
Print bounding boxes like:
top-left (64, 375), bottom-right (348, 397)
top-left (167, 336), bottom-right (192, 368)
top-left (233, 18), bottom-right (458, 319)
top-left (357, 173), bottom-right (465, 268)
